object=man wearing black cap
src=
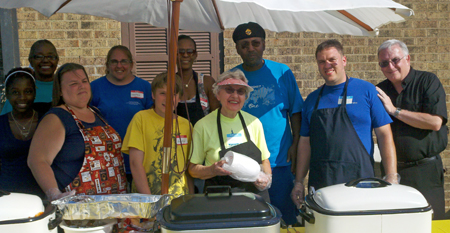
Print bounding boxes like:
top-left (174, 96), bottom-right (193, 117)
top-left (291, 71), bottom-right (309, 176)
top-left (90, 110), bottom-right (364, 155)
top-left (231, 22), bottom-right (303, 226)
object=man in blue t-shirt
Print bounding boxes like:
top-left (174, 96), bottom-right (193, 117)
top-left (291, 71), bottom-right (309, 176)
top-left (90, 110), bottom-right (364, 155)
top-left (291, 40), bottom-right (398, 208)
top-left (90, 46), bottom-right (153, 191)
top-left (231, 22), bottom-right (303, 226)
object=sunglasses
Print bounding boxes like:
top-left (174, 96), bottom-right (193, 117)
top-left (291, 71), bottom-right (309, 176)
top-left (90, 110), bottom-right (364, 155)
top-left (178, 49), bottom-right (196, 55)
top-left (223, 86), bottom-right (246, 96)
top-left (379, 55), bottom-right (406, 68)
top-left (109, 59), bottom-right (132, 66)
top-left (33, 55), bottom-right (58, 61)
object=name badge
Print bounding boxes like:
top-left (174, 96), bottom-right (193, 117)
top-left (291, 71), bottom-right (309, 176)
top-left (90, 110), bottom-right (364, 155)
top-left (131, 90), bottom-right (144, 99)
top-left (200, 97), bottom-right (208, 108)
top-left (227, 133), bottom-right (242, 147)
top-left (176, 135), bottom-right (188, 145)
top-left (338, 96), bottom-right (353, 105)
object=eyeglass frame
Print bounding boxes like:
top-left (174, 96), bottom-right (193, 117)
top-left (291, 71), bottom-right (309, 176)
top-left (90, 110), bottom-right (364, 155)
top-left (108, 59), bottom-right (132, 66)
top-left (378, 55), bottom-right (407, 68)
top-left (222, 86), bottom-right (247, 96)
top-left (178, 49), bottom-right (196, 56)
top-left (32, 55), bottom-right (59, 61)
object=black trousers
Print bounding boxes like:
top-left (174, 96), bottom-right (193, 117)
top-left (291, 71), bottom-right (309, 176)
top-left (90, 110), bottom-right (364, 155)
top-left (397, 155), bottom-right (445, 220)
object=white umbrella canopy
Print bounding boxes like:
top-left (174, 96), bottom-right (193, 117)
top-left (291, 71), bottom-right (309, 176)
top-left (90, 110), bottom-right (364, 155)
top-left (1, 0), bottom-right (413, 36)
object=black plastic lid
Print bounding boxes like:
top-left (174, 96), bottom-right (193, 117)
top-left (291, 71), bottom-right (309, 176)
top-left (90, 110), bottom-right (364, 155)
top-left (169, 192), bottom-right (271, 222)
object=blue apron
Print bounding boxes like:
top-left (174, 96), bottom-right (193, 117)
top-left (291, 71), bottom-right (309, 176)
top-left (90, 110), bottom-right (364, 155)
top-left (308, 77), bottom-right (374, 190)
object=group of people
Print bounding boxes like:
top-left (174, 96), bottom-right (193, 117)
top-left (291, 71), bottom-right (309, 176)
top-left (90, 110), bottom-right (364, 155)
top-left (0, 21), bottom-right (447, 225)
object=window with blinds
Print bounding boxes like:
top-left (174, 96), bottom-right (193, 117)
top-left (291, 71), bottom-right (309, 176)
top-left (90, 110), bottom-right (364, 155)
top-left (121, 23), bottom-right (221, 82)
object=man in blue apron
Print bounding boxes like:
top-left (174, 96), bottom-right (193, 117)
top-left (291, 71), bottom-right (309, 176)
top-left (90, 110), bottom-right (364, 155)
top-left (376, 39), bottom-right (447, 220)
top-left (291, 40), bottom-right (398, 207)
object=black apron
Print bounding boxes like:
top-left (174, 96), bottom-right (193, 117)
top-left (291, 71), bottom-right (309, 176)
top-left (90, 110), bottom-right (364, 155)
top-left (309, 77), bottom-right (374, 190)
top-left (205, 108), bottom-right (270, 202)
top-left (176, 72), bottom-right (205, 126)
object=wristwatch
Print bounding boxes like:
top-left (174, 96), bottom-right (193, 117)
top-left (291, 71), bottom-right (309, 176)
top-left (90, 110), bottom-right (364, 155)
top-left (393, 107), bottom-right (401, 117)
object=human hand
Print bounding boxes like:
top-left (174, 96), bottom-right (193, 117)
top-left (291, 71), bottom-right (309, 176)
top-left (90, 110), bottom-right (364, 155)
top-left (254, 172), bottom-right (272, 191)
top-left (383, 173), bottom-right (401, 184)
top-left (46, 188), bottom-right (76, 201)
top-left (211, 160), bottom-right (233, 177)
top-left (376, 87), bottom-right (396, 115)
top-left (287, 143), bottom-right (297, 174)
top-left (290, 182), bottom-right (305, 209)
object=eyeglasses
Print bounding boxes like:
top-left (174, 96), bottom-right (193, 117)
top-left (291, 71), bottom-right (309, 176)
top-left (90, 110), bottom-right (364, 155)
top-left (109, 59), bottom-right (132, 66)
top-left (223, 86), bottom-right (246, 96)
top-left (178, 49), bottom-right (196, 55)
top-left (32, 55), bottom-right (58, 61)
top-left (379, 55), bottom-right (406, 68)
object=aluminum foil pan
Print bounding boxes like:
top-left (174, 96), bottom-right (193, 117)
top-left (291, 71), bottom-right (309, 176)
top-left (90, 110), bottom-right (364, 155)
top-left (52, 194), bottom-right (173, 220)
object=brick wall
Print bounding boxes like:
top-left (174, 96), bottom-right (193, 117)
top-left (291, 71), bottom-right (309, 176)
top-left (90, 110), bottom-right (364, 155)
top-left (16, 8), bottom-right (121, 80)
top-left (224, 0), bottom-right (450, 213)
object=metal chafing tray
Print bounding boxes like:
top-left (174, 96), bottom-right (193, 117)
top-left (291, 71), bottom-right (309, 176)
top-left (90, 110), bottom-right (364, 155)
top-left (52, 194), bottom-right (172, 220)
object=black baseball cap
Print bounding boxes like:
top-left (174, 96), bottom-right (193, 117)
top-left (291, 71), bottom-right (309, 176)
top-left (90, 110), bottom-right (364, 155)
top-left (232, 22), bottom-right (266, 43)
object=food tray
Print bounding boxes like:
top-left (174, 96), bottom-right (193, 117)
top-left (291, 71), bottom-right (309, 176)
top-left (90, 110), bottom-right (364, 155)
top-left (52, 194), bottom-right (173, 220)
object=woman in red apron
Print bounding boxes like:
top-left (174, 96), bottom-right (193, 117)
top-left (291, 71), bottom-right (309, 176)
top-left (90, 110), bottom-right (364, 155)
top-left (28, 63), bottom-right (127, 201)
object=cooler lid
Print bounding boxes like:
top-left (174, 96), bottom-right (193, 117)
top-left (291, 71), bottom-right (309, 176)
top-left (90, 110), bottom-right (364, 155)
top-left (0, 191), bottom-right (45, 221)
top-left (168, 191), bottom-right (271, 222)
top-left (310, 178), bottom-right (429, 212)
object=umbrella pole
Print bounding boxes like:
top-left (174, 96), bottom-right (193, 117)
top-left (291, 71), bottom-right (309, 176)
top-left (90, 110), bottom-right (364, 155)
top-left (161, 0), bottom-right (183, 195)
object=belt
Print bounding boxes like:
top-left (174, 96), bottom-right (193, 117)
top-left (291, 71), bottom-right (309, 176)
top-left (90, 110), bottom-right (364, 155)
top-left (397, 155), bottom-right (438, 168)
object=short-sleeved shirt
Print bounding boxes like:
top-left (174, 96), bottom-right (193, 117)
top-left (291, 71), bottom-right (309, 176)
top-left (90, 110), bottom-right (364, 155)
top-left (234, 59), bottom-right (303, 167)
top-left (301, 77), bottom-right (392, 156)
top-left (377, 68), bottom-right (448, 161)
top-left (90, 76), bottom-right (153, 174)
top-left (121, 109), bottom-right (191, 196)
top-left (1, 80), bottom-right (53, 115)
top-left (190, 109), bottom-right (270, 166)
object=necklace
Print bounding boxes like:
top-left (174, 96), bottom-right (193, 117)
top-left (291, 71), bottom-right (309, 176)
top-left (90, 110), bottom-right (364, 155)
top-left (184, 74), bottom-right (194, 88)
top-left (11, 110), bottom-right (35, 138)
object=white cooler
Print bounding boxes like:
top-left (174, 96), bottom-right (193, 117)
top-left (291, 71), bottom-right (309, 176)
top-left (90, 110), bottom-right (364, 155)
top-left (0, 190), bottom-right (61, 233)
top-left (300, 178), bottom-right (432, 233)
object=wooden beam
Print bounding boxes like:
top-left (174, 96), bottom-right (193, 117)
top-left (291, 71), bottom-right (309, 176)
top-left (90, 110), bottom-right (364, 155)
top-left (338, 10), bottom-right (373, 31)
top-left (53, 0), bottom-right (72, 15)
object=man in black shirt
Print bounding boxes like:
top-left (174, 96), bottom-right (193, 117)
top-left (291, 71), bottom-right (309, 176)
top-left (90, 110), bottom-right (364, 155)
top-left (376, 39), bottom-right (447, 220)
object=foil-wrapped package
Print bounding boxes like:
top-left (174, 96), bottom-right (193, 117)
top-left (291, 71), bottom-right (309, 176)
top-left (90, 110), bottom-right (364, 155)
top-left (52, 194), bottom-right (172, 220)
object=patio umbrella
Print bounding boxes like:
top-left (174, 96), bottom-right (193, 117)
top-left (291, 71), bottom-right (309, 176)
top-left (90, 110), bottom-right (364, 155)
top-left (0, 0), bottom-right (414, 194)
top-left (1, 0), bottom-right (413, 37)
